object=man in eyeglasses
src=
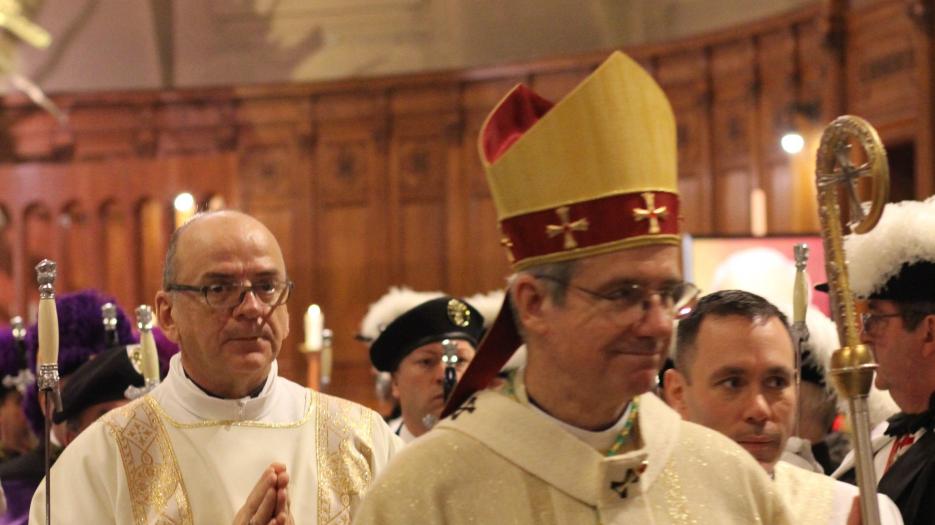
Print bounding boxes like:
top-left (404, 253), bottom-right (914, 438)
top-left (826, 198), bottom-right (935, 525)
top-left (664, 290), bottom-right (902, 525)
top-left (354, 52), bottom-right (792, 524)
top-left (30, 211), bottom-right (402, 525)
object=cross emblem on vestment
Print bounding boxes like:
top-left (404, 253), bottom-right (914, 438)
top-left (450, 396), bottom-right (478, 420)
top-left (632, 192), bottom-right (667, 234)
top-left (609, 461), bottom-right (648, 499)
top-left (545, 206), bottom-right (589, 249)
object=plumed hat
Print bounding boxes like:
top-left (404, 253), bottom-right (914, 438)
top-left (445, 51), bottom-right (680, 415)
top-left (818, 197), bottom-right (935, 301)
top-left (358, 287), bottom-right (445, 344)
top-left (369, 297), bottom-right (484, 373)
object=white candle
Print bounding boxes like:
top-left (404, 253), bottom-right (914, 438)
top-left (305, 305), bottom-right (323, 351)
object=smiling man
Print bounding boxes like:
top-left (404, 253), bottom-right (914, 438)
top-left (353, 52), bottom-right (792, 524)
top-left (664, 290), bottom-right (901, 525)
top-left (31, 211), bottom-right (402, 525)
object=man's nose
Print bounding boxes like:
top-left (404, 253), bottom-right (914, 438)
top-left (743, 393), bottom-right (771, 424)
top-left (635, 296), bottom-right (674, 338)
top-left (234, 289), bottom-right (264, 318)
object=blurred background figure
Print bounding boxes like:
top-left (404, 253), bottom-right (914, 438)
top-left (0, 290), bottom-right (177, 525)
top-left (363, 289), bottom-right (484, 442)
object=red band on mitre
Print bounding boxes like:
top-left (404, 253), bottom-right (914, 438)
top-left (499, 191), bottom-right (680, 265)
top-left (481, 85), bottom-right (555, 164)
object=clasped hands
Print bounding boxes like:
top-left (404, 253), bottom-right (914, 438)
top-left (233, 463), bottom-right (294, 525)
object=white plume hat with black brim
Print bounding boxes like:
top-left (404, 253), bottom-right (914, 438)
top-left (816, 197), bottom-right (935, 301)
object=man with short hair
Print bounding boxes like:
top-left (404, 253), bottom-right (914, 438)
top-left (664, 290), bottom-right (901, 524)
top-left (367, 295), bottom-right (483, 442)
top-left (353, 51), bottom-right (791, 524)
top-left (31, 211), bottom-right (401, 524)
top-left (828, 197), bottom-right (935, 525)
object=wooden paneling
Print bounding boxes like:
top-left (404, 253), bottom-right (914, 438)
top-left (4, 0), bottom-right (935, 412)
top-left (711, 40), bottom-right (757, 233)
top-left (657, 50), bottom-right (713, 235)
top-left (847, 0), bottom-right (918, 135)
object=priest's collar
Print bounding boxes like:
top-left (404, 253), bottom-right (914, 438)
top-left (162, 353), bottom-right (279, 423)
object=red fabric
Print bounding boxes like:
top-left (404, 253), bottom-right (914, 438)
top-left (442, 295), bottom-right (522, 418)
top-left (500, 192), bottom-right (680, 265)
top-left (481, 85), bottom-right (554, 163)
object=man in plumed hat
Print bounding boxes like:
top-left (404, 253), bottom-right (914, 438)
top-left (354, 51), bottom-right (791, 524)
top-left (368, 295), bottom-right (483, 442)
top-left (0, 290), bottom-right (136, 525)
top-left (826, 197), bottom-right (935, 525)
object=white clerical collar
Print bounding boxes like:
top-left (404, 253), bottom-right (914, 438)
top-left (159, 353), bottom-right (280, 423)
top-left (398, 422), bottom-right (418, 444)
top-left (529, 400), bottom-right (633, 452)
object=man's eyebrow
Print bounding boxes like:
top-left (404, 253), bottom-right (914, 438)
top-left (201, 272), bottom-right (236, 281)
top-left (764, 366), bottom-right (794, 378)
top-left (709, 365), bottom-right (747, 378)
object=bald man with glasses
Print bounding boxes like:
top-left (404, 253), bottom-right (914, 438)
top-left (31, 210), bottom-right (402, 525)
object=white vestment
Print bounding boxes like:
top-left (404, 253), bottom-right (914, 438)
top-left (354, 369), bottom-right (792, 524)
top-left (30, 355), bottom-right (402, 524)
top-left (774, 461), bottom-right (903, 524)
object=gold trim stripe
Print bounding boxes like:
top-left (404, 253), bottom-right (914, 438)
top-left (150, 389), bottom-right (314, 429)
top-left (103, 397), bottom-right (193, 525)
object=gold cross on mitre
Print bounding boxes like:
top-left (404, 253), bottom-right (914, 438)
top-left (546, 206), bottom-right (589, 249)
top-left (499, 235), bottom-right (516, 263)
top-left (632, 192), bottom-right (667, 234)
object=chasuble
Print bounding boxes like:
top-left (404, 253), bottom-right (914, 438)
top-left (29, 355), bottom-right (402, 524)
top-left (354, 370), bottom-right (792, 524)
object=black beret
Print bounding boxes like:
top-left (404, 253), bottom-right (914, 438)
top-left (53, 345), bottom-right (145, 424)
top-left (369, 297), bottom-right (484, 372)
top-left (816, 261), bottom-right (935, 302)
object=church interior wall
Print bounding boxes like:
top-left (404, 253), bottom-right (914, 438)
top-left (0, 0), bottom-right (931, 411)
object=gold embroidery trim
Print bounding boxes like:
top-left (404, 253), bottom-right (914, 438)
top-left (150, 389), bottom-right (314, 429)
top-left (103, 397), bottom-right (193, 525)
top-left (316, 391), bottom-right (375, 524)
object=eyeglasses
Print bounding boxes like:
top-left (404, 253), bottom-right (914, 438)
top-left (535, 275), bottom-right (700, 320)
top-left (166, 280), bottom-right (294, 309)
top-left (860, 312), bottom-right (902, 336)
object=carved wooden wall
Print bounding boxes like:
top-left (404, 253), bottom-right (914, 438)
top-left (0, 0), bottom-right (931, 409)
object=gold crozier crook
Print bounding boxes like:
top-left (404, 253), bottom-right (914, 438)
top-left (815, 115), bottom-right (889, 525)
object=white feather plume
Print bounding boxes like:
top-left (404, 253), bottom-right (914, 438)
top-left (846, 196), bottom-right (935, 297)
top-left (358, 287), bottom-right (444, 343)
top-left (463, 289), bottom-right (505, 329)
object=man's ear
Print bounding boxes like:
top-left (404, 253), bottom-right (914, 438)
top-left (510, 274), bottom-right (550, 336)
top-left (390, 372), bottom-right (400, 400)
top-left (663, 368), bottom-right (690, 417)
top-left (920, 314), bottom-right (935, 357)
top-left (154, 291), bottom-right (180, 343)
